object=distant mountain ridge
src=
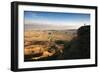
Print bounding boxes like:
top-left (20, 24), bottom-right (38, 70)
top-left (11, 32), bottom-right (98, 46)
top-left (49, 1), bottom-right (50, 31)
top-left (25, 23), bottom-right (83, 30)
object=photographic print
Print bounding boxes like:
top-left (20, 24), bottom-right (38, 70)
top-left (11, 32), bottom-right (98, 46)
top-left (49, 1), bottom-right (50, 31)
top-left (11, 1), bottom-right (97, 71)
top-left (24, 11), bottom-right (90, 62)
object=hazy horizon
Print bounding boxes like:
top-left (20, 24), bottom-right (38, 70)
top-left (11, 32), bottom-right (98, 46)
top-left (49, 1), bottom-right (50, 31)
top-left (24, 23), bottom-right (85, 30)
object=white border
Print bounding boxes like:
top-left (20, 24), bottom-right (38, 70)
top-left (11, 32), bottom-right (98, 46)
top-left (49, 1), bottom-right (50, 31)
top-left (18, 5), bottom-right (95, 68)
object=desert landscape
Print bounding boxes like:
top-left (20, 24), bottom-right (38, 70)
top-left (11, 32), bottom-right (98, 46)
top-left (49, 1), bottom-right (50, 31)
top-left (24, 11), bottom-right (90, 61)
top-left (24, 29), bottom-right (77, 61)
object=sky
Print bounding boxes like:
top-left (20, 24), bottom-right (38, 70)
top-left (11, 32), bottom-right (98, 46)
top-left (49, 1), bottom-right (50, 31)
top-left (24, 11), bottom-right (90, 30)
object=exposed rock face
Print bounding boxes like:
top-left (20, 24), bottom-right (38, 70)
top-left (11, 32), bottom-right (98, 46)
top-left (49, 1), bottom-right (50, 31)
top-left (64, 26), bottom-right (90, 59)
top-left (77, 25), bottom-right (90, 58)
